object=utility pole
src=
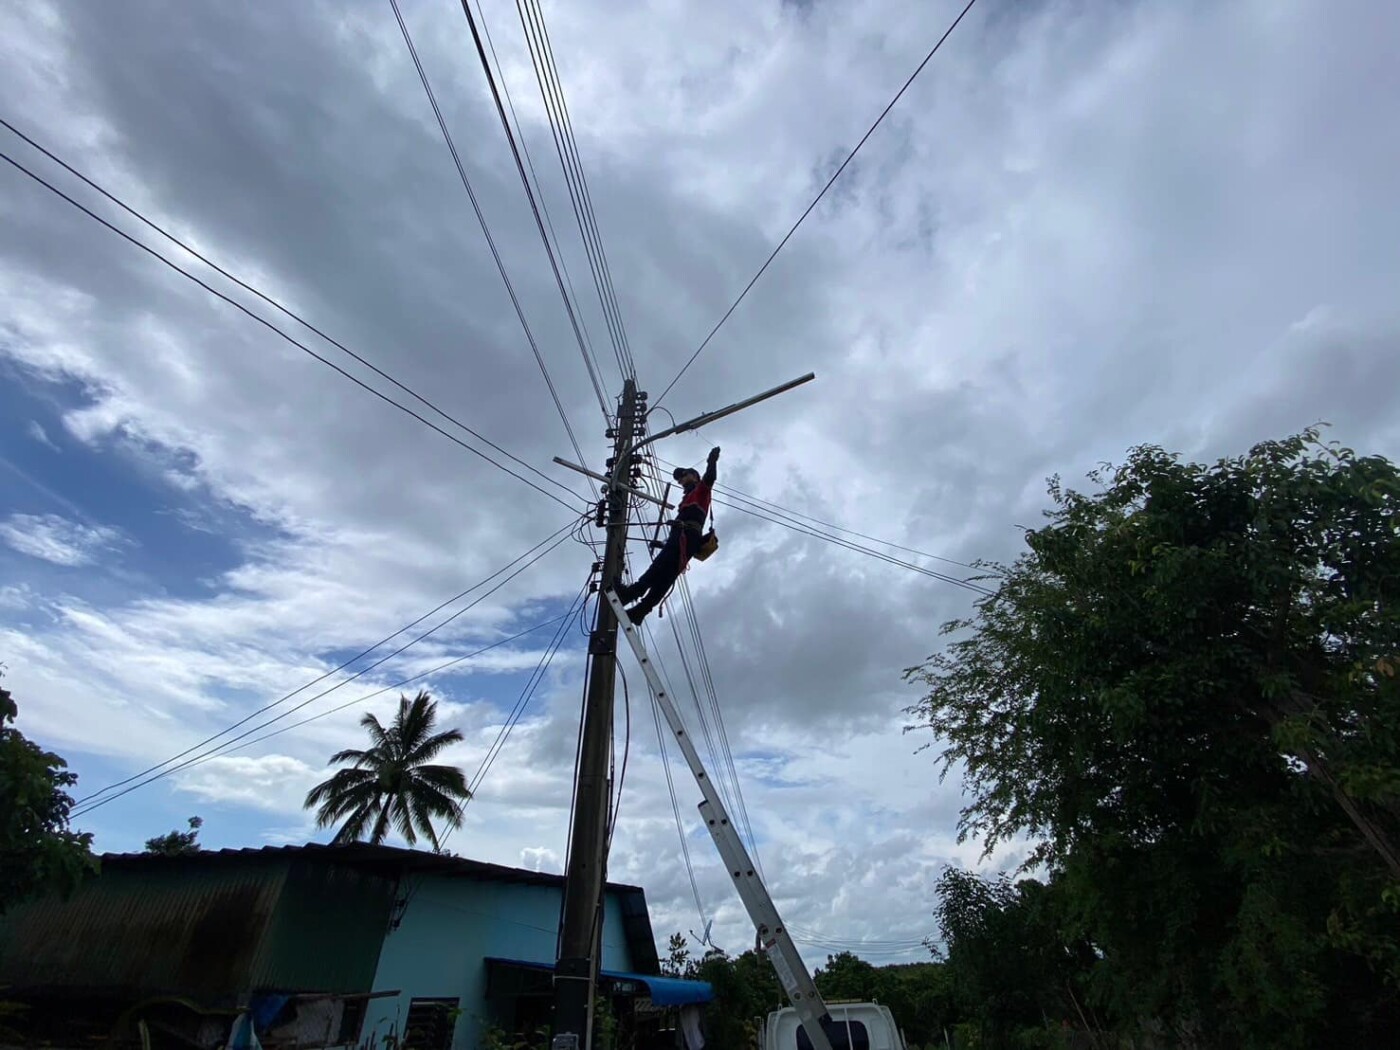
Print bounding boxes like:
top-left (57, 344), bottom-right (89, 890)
top-left (553, 378), bottom-right (639, 1050)
top-left (549, 371), bottom-right (813, 1050)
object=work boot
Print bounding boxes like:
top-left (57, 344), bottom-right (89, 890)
top-left (614, 580), bottom-right (639, 603)
top-left (626, 596), bottom-right (659, 624)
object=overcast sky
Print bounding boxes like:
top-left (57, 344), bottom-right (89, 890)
top-left (2, 0), bottom-right (1397, 968)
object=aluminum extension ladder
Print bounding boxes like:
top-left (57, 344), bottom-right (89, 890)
top-left (602, 589), bottom-right (834, 1050)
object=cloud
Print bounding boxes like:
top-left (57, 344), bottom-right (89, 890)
top-left (26, 420), bottom-right (61, 451)
top-left (174, 753), bottom-right (318, 812)
top-left (0, 512), bottom-right (125, 566)
top-left (1, 0), bottom-right (1397, 967)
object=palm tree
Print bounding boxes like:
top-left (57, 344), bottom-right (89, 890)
top-left (304, 690), bottom-right (470, 849)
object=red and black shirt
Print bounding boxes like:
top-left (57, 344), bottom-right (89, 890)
top-left (674, 459), bottom-right (716, 532)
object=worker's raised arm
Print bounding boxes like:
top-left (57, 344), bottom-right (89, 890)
top-left (704, 446), bottom-right (720, 486)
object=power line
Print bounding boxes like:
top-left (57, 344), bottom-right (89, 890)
top-left (655, 454), bottom-right (982, 572)
top-left (661, 611), bottom-right (737, 818)
top-left (76, 517), bottom-right (581, 807)
top-left (397, 582), bottom-right (590, 910)
top-left (788, 923), bottom-right (933, 948)
top-left (388, 0), bottom-right (588, 467)
top-left (793, 935), bottom-right (934, 959)
top-left (466, 579), bottom-right (591, 798)
top-left (514, 0), bottom-right (637, 379)
top-left (455, 0), bottom-right (612, 418)
top-left (651, 673), bottom-right (708, 931)
top-left (0, 118), bottom-right (583, 509)
top-left (650, 0), bottom-right (981, 411)
top-left (676, 577), bottom-right (764, 878)
top-left (515, 0), bottom-right (634, 378)
top-left (211, 613), bottom-right (573, 759)
top-left (476, 6), bottom-right (610, 412)
top-left (714, 496), bottom-right (995, 595)
top-left (73, 523), bottom-right (577, 817)
top-left (608, 661), bottom-right (632, 842)
top-left (0, 145), bottom-right (581, 514)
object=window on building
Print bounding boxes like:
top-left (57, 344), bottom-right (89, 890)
top-left (404, 997), bottom-right (459, 1050)
top-left (796, 1020), bottom-right (870, 1050)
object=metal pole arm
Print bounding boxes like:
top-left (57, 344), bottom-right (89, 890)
top-left (610, 372), bottom-right (815, 488)
top-left (553, 457), bottom-right (673, 508)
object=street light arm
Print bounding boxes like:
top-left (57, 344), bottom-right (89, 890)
top-left (613, 372), bottom-right (815, 487)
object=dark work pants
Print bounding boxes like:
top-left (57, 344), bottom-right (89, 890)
top-left (616, 530), bottom-right (687, 621)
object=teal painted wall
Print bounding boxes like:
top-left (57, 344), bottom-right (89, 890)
top-left (361, 876), bottom-right (635, 1050)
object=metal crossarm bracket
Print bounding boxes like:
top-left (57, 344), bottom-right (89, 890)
top-left (602, 588), bottom-right (833, 1050)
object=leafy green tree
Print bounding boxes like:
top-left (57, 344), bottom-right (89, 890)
top-left (0, 683), bottom-right (97, 913)
top-left (907, 430), bottom-right (1400, 1047)
top-left (876, 961), bottom-right (960, 1050)
top-left (662, 932), bottom-right (694, 978)
top-left (304, 690), bottom-right (470, 848)
top-left (933, 869), bottom-right (1098, 1049)
top-left (814, 951), bottom-right (881, 1002)
top-left (693, 946), bottom-right (784, 1048)
top-left (144, 815), bottom-right (203, 855)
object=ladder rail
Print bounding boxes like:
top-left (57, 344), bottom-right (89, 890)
top-left (603, 589), bottom-right (833, 1050)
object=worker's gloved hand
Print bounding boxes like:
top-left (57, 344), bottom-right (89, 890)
top-left (708, 446), bottom-right (720, 463)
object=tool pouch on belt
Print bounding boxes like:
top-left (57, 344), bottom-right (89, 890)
top-left (693, 529), bottom-right (719, 561)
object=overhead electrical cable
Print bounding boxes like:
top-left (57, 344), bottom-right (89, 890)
top-left (452, 0), bottom-right (612, 418)
top-left (663, 611), bottom-right (737, 817)
top-left (0, 119), bottom-right (582, 509)
top-left (73, 524), bottom-right (577, 817)
top-left (515, 0), bottom-right (635, 378)
top-left (405, 582), bottom-right (589, 910)
top-left (76, 517), bottom-right (581, 807)
top-left (466, 579), bottom-right (591, 798)
top-left (650, 674), bottom-right (708, 930)
top-left (513, 0), bottom-right (636, 379)
top-left (0, 148), bottom-right (583, 513)
top-left (655, 454), bottom-right (982, 572)
top-left (713, 496), bottom-right (995, 595)
top-left (213, 614), bottom-right (572, 759)
top-left (787, 924), bottom-right (934, 948)
top-left (388, 0), bottom-right (588, 466)
top-left (608, 662), bottom-right (633, 843)
top-left (651, 0), bottom-right (982, 411)
top-left (676, 577), bottom-right (764, 877)
top-left (474, 5), bottom-right (610, 413)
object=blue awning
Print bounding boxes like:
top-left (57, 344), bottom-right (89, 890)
top-left (486, 958), bottom-right (713, 1006)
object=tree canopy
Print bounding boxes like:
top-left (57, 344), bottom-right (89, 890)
top-left (144, 816), bottom-right (204, 856)
top-left (0, 683), bottom-right (96, 914)
top-left (907, 430), bottom-right (1400, 1047)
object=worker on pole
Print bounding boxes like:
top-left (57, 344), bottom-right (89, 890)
top-left (615, 445), bottom-right (720, 623)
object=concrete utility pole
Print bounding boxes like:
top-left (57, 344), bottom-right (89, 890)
top-left (552, 378), bottom-right (639, 1050)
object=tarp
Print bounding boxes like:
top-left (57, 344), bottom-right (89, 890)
top-left (487, 958), bottom-right (714, 1006)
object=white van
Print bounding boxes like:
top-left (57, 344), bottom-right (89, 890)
top-left (758, 1002), bottom-right (907, 1050)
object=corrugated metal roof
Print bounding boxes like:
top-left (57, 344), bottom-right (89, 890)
top-left (100, 843), bottom-right (646, 895)
top-left (1, 853), bottom-right (287, 997)
top-left (0, 849), bottom-right (398, 1000)
top-left (0, 842), bottom-right (660, 997)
